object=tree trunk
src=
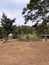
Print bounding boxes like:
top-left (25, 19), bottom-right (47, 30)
top-left (3, 33), bottom-right (8, 43)
top-left (45, 28), bottom-right (47, 41)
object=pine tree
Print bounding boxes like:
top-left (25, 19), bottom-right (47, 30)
top-left (1, 13), bottom-right (16, 42)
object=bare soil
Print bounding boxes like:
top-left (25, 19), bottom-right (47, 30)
top-left (0, 39), bottom-right (49, 65)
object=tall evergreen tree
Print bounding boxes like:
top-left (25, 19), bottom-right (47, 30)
top-left (1, 13), bottom-right (16, 42)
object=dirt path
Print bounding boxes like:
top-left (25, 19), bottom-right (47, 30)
top-left (0, 39), bottom-right (49, 65)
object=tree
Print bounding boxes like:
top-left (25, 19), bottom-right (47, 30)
top-left (0, 27), bottom-right (3, 39)
top-left (1, 13), bottom-right (16, 42)
top-left (22, 0), bottom-right (49, 40)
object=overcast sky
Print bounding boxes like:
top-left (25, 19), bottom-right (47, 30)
top-left (0, 0), bottom-right (33, 26)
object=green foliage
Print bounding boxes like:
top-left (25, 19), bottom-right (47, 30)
top-left (22, 0), bottom-right (49, 25)
top-left (12, 25), bottom-right (33, 39)
top-left (0, 27), bottom-right (3, 39)
top-left (47, 29), bottom-right (49, 34)
top-left (22, 0), bottom-right (49, 40)
top-left (1, 13), bottom-right (16, 38)
top-left (0, 25), bottom-right (35, 39)
top-left (18, 35), bottom-right (27, 41)
top-left (18, 34), bottom-right (39, 41)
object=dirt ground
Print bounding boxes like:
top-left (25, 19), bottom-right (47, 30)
top-left (0, 39), bottom-right (49, 65)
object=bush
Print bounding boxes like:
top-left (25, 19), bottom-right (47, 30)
top-left (18, 34), bottom-right (39, 41)
top-left (26, 34), bottom-right (39, 41)
top-left (18, 34), bottom-right (27, 41)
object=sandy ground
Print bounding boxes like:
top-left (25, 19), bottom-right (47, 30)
top-left (0, 39), bottom-right (49, 65)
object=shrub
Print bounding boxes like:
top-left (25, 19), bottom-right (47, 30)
top-left (26, 34), bottom-right (39, 41)
top-left (18, 35), bottom-right (27, 41)
top-left (18, 34), bottom-right (39, 41)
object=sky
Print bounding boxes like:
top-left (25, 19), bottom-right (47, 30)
top-left (0, 0), bottom-right (33, 26)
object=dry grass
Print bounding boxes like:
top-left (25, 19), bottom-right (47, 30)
top-left (0, 39), bottom-right (49, 65)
